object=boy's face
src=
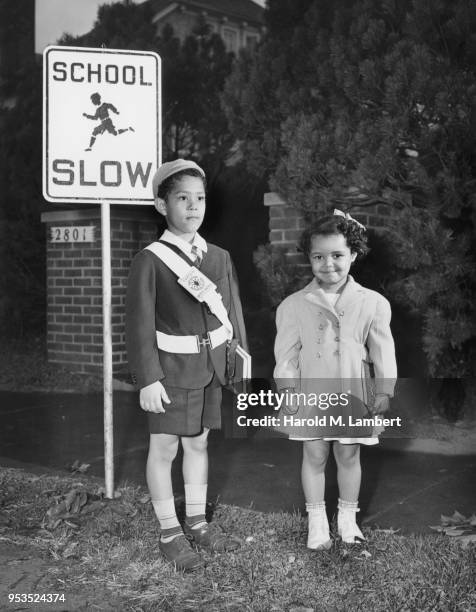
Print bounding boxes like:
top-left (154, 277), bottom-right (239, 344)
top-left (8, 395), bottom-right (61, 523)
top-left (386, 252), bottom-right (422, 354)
top-left (156, 175), bottom-right (206, 239)
top-left (309, 233), bottom-right (356, 291)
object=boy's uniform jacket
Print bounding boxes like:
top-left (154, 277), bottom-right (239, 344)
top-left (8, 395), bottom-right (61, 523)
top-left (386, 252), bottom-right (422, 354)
top-left (126, 240), bottom-right (248, 390)
top-left (274, 276), bottom-right (397, 403)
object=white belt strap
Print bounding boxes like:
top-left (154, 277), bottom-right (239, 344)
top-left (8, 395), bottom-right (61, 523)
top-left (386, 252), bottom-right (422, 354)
top-left (145, 242), bottom-right (233, 338)
top-left (156, 325), bottom-right (229, 354)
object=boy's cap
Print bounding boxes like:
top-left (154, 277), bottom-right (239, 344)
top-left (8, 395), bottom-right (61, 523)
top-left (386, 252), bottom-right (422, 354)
top-left (152, 159), bottom-right (205, 198)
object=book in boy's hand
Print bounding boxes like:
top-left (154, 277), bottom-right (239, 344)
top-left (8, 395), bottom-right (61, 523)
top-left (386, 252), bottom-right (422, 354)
top-left (226, 339), bottom-right (251, 394)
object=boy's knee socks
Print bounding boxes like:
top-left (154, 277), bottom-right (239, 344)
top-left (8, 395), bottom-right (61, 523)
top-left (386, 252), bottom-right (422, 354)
top-left (152, 497), bottom-right (182, 542)
top-left (184, 483), bottom-right (207, 529)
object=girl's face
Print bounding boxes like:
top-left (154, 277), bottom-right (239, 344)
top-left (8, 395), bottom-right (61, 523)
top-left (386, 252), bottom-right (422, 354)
top-left (309, 233), bottom-right (357, 291)
top-left (157, 175), bottom-right (206, 240)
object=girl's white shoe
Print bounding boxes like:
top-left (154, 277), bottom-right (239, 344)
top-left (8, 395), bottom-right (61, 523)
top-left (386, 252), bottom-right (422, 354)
top-left (337, 498), bottom-right (365, 543)
top-left (306, 502), bottom-right (332, 550)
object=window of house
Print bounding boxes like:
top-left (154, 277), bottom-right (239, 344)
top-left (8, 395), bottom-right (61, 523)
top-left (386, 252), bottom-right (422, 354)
top-left (245, 34), bottom-right (259, 50)
top-left (223, 27), bottom-right (238, 53)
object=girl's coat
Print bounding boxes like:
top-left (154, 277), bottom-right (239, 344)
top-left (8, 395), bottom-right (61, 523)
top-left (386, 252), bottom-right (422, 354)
top-left (274, 276), bottom-right (397, 403)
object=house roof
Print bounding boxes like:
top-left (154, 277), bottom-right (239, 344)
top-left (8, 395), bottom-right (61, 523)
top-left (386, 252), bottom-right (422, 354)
top-left (149, 0), bottom-right (264, 26)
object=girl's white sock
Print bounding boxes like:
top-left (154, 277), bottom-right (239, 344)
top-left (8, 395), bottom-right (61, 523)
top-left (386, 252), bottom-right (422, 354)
top-left (306, 501), bottom-right (331, 550)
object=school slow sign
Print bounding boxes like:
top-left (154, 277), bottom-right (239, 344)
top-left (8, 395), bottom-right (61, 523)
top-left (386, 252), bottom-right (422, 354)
top-left (43, 46), bottom-right (161, 203)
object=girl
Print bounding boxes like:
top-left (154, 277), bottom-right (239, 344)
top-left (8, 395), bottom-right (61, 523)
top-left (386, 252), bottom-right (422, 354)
top-left (274, 210), bottom-right (397, 549)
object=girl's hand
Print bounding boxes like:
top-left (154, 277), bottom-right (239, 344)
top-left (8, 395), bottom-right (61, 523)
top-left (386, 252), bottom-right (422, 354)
top-left (139, 381), bottom-right (171, 413)
top-left (281, 387), bottom-right (299, 415)
top-left (372, 393), bottom-right (390, 415)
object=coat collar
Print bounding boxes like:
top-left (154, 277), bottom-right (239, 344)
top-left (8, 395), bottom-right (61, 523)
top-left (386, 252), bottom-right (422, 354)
top-left (302, 275), bottom-right (365, 317)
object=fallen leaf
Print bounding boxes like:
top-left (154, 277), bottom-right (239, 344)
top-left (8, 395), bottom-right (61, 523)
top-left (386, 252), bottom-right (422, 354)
top-left (62, 542), bottom-right (78, 558)
top-left (441, 511), bottom-right (467, 526)
top-left (359, 550), bottom-right (372, 558)
top-left (458, 534), bottom-right (476, 548)
top-left (451, 510), bottom-right (467, 523)
top-left (80, 501), bottom-right (105, 515)
top-left (430, 510), bottom-right (476, 546)
top-left (64, 489), bottom-right (77, 511)
top-left (47, 501), bottom-right (68, 518)
top-left (444, 529), bottom-right (466, 537)
top-left (64, 520), bottom-right (80, 530)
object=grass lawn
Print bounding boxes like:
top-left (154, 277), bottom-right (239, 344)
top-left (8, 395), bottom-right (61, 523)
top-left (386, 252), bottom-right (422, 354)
top-left (0, 467), bottom-right (474, 612)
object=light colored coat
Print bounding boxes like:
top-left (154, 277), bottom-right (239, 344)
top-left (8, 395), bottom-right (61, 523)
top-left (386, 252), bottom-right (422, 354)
top-left (274, 276), bottom-right (397, 401)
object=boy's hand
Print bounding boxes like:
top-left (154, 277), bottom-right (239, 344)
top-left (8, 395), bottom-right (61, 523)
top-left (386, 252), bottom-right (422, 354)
top-left (371, 393), bottom-right (390, 415)
top-left (139, 381), bottom-right (170, 413)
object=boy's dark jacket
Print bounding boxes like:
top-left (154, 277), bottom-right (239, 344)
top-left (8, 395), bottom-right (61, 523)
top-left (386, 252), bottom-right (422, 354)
top-left (126, 241), bottom-right (248, 390)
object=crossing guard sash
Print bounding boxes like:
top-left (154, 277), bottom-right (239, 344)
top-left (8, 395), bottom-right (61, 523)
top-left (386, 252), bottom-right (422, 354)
top-left (145, 241), bottom-right (234, 337)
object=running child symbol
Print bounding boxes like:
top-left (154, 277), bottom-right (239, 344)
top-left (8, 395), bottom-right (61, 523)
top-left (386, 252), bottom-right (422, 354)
top-left (83, 92), bottom-right (134, 151)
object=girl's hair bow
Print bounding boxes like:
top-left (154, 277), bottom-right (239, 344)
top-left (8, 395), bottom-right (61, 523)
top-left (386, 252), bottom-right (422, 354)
top-left (333, 208), bottom-right (366, 230)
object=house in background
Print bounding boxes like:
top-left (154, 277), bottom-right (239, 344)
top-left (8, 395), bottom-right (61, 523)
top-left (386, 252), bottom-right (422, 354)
top-left (148, 0), bottom-right (265, 53)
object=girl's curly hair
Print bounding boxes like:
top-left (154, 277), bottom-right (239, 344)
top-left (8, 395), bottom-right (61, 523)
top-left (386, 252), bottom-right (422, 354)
top-left (299, 215), bottom-right (369, 257)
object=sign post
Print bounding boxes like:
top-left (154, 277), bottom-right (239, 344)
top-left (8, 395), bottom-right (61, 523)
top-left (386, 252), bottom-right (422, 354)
top-left (43, 46), bottom-right (161, 498)
top-left (101, 200), bottom-right (114, 498)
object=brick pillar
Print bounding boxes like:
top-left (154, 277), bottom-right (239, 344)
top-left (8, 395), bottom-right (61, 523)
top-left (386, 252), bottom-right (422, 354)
top-left (264, 192), bottom-right (395, 259)
top-left (41, 207), bottom-right (159, 375)
top-left (264, 192), bottom-right (308, 268)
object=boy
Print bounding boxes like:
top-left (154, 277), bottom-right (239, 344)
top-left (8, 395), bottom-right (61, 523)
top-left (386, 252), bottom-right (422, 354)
top-left (126, 159), bottom-right (248, 571)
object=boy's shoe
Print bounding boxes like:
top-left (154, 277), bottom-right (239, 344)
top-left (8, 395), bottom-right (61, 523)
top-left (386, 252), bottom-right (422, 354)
top-left (159, 534), bottom-right (204, 571)
top-left (183, 521), bottom-right (241, 553)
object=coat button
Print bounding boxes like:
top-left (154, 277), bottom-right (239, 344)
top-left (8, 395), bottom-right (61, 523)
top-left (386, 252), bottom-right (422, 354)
top-left (335, 322), bottom-right (340, 328)
top-left (317, 338), bottom-right (321, 344)
top-left (317, 352), bottom-right (321, 358)
top-left (318, 324), bottom-right (324, 330)
top-left (339, 311), bottom-right (344, 316)
top-left (335, 337), bottom-right (340, 342)
top-left (334, 350), bottom-right (340, 356)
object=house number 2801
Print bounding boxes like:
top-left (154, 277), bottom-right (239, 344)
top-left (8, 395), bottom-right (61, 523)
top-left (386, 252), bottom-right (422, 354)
top-left (50, 226), bottom-right (95, 243)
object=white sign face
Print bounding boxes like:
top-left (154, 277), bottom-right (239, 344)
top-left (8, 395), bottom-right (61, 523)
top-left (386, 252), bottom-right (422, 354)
top-left (43, 46), bottom-right (161, 204)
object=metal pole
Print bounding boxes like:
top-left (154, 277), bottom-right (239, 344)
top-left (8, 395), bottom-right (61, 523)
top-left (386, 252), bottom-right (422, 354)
top-left (101, 200), bottom-right (114, 499)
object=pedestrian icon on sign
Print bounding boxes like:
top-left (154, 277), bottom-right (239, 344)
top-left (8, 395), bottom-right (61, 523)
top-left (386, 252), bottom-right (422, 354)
top-left (83, 92), bottom-right (134, 151)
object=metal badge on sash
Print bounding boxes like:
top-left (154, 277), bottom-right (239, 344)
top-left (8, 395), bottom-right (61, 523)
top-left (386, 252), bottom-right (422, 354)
top-left (177, 266), bottom-right (217, 302)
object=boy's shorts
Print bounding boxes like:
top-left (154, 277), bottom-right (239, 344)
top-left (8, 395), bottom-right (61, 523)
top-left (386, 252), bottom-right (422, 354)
top-left (147, 375), bottom-right (222, 436)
